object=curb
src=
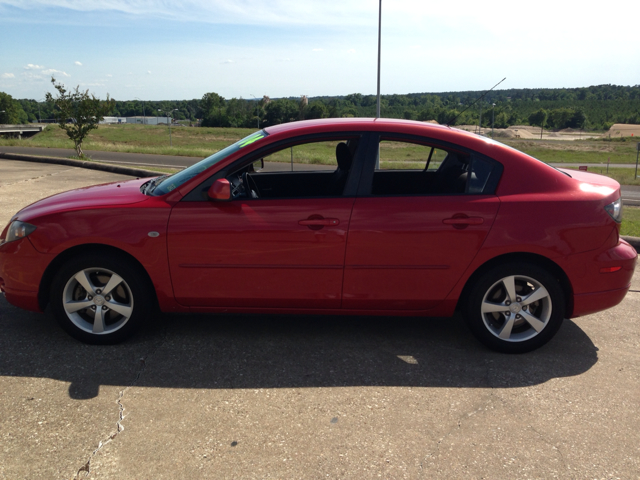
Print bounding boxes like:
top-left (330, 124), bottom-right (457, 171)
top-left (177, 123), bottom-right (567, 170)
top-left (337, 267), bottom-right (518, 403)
top-left (0, 152), bottom-right (163, 178)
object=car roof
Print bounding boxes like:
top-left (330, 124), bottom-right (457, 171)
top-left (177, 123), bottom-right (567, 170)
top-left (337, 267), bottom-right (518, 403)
top-left (264, 117), bottom-right (456, 135)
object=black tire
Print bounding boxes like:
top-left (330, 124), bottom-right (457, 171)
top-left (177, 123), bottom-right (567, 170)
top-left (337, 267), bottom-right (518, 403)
top-left (50, 253), bottom-right (153, 344)
top-left (464, 262), bottom-right (565, 353)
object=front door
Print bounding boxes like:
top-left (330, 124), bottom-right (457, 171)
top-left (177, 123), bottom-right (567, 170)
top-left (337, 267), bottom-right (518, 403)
top-left (167, 198), bottom-right (354, 308)
top-left (167, 135), bottom-right (364, 309)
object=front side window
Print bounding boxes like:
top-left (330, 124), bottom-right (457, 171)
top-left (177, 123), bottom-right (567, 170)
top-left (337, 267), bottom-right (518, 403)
top-left (226, 137), bottom-right (360, 199)
top-left (150, 130), bottom-right (268, 196)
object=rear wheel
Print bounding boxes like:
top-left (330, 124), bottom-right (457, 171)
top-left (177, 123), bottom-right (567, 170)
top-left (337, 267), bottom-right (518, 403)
top-left (50, 254), bottom-right (152, 344)
top-left (465, 263), bottom-right (565, 353)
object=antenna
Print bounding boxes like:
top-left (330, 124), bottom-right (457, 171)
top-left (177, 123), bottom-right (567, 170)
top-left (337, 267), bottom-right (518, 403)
top-left (446, 77), bottom-right (506, 127)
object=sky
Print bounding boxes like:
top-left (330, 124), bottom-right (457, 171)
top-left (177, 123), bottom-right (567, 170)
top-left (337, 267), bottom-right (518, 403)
top-left (1, 0), bottom-right (639, 101)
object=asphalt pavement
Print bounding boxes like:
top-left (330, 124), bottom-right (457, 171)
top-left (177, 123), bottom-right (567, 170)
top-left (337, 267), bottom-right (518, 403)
top-left (1, 159), bottom-right (639, 479)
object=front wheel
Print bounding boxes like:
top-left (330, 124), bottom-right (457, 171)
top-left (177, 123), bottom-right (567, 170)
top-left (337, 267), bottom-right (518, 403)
top-left (50, 254), bottom-right (152, 344)
top-left (465, 263), bottom-right (565, 353)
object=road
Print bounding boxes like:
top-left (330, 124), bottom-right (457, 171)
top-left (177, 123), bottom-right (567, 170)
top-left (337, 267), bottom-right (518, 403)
top-left (2, 145), bottom-right (640, 205)
top-left (1, 160), bottom-right (639, 479)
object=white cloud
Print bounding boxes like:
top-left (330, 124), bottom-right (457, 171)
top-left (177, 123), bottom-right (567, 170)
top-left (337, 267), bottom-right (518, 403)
top-left (75, 61), bottom-right (82, 66)
top-left (24, 64), bottom-right (44, 70)
top-left (1, 73), bottom-right (15, 78)
top-left (42, 68), bottom-right (70, 77)
top-left (346, 49), bottom-right (356, 53)
top-left (221, 59), bottom-right (234, 64)
top-left (312, 48), bottom-right (323, 52)
top-left (106, 74), bottom-right (113, 77)
top-left (147, 70), bottom-right (151, 74)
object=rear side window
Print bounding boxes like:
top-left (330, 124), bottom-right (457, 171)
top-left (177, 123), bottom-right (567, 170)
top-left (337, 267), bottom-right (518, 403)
top-left (468, 155), bottom-right (502, 194)
top-left (370, 137), bottom-right (502, 196)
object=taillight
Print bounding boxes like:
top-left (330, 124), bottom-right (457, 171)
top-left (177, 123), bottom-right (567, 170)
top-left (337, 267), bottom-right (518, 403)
top-left (604, 198), bottom-right (622, 223)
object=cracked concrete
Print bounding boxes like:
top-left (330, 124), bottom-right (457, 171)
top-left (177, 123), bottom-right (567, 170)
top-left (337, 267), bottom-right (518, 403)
top-left (1, 160), bottom-right (639, 479)
top-left (73, 333), bottom-right (166, 479)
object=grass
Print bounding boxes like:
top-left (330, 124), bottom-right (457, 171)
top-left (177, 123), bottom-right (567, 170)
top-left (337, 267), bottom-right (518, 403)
top-left (503, 139), bottom-right (639, 164)
top-left (557, 166), bottom-right (640, 186)
top-left (621, 206), bottom-right (640, 237)
top-left (0, 124), bottom-right (255, 158)
top-left (3, 124), bottom-right (640, 182)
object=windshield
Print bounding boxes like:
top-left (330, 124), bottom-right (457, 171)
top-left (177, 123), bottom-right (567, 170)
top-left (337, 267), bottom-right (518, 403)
top-left (151, 130), bottom-right (269, 195)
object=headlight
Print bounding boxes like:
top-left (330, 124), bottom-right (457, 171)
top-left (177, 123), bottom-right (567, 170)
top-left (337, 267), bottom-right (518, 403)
top-left (1, 221), bottom-right (37, 245)
top-left (604, 198), bottom-right (622, 223)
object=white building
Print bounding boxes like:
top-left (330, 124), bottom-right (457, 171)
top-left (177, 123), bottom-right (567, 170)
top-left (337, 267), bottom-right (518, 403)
top-left (100, 116), bottom-right (128, 124)
top-left (126, 116), bottom-right (172, 125)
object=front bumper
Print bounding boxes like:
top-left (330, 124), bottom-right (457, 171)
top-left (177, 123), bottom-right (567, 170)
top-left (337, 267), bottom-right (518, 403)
top-left (0, 237), bottom-right (53, 313)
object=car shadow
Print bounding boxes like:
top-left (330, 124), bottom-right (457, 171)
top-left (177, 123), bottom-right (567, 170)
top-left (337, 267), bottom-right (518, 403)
top-left (0, 296), bottom-right (598, 400)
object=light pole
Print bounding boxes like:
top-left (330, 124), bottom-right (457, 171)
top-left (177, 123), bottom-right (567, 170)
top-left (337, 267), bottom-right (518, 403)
top-left (159, 109), bottom-right (178, 146)
top-left (250, 94), bottom-right (260, 129)
top-left (376, 0), bottom-right (382, 119)
top-left (491, 103), bottom-right (496, 137)
top-left (36, 98), bottom-right (46, 123)
top-left (135, 97), bottom-right (146, 124)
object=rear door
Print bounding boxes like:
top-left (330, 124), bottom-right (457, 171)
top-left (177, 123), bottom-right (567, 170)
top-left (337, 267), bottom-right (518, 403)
top-left (342, 135), bottom-right (502, 311)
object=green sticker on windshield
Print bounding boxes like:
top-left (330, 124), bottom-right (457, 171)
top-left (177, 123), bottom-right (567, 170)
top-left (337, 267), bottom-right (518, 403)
top-left (239, 132), bottom-right (266, 148)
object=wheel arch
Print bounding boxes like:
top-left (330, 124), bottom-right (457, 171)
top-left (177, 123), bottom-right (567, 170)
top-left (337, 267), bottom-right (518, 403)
top-left (456, 252), bottom-right (574, 318)
top-left (38, 243), bottom-right (159, 312)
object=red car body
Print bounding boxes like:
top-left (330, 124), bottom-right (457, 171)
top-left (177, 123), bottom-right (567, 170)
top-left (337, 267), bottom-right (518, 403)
top-left (0, 119), bottom-right (636, 351)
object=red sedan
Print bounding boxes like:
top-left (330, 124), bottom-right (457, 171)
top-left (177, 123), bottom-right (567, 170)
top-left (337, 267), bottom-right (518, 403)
top-left (0, 119), bottom-right (636, 352)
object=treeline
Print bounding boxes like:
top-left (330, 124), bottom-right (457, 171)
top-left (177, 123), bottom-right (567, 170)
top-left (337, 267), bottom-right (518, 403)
top-left (2, 84), bottom-right (639, 131)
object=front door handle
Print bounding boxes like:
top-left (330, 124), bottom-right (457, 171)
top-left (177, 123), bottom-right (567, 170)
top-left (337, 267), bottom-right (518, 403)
top-left (443, 216), bottom-right (484, 225)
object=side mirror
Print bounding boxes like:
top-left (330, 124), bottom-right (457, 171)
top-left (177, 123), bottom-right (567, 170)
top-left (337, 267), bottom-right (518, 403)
top-left (207, 178), bottom-right (231, 201)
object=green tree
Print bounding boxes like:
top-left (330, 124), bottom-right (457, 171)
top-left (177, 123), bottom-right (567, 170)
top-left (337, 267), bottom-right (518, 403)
top-left (528, 109), bottom-right (548, 138)
top-left (264, 99), bottom-right (298, 126)
top-left (45, 78), bottom-right (114, 157)
top-left (199, 92), bottom-right (225, 119)
top-left (0, 92), bottom-right (28, 124)
top-left (305, 101), bottom-right (327, 119)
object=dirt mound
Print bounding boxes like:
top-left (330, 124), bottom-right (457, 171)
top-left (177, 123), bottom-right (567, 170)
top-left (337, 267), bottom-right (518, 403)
top-left (453, 125), bottom-right (538, 139)
top-left (605, 124), bottom-right (640, 138)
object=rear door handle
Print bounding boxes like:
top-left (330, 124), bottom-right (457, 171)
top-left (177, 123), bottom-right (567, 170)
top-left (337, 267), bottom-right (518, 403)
top-left (442, 216), bottom-right (484, 225)
top-left (299, 218), bottom-right (340, 226)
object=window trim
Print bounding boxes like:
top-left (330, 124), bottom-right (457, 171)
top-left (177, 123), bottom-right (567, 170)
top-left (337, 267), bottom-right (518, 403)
top-left (356, 132), bottom-right (503, 197)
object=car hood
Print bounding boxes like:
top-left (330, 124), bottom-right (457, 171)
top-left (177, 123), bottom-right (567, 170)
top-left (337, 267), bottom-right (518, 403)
top-left (13, 177), bottom-right (153, 223)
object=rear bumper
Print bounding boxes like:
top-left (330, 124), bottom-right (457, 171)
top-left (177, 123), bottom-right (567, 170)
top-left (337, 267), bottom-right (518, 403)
top-left (568, 239), bottom-right (637, 318)
top-left (572, 284), bottom-right (631, 318)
